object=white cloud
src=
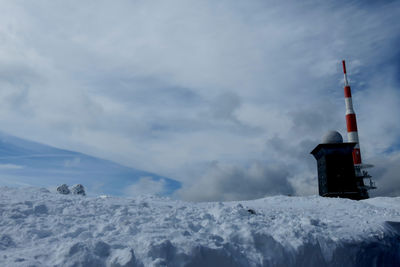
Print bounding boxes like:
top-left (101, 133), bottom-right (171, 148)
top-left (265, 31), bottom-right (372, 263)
top-left (63, 157), bottom-right (81, 168)
top-left (124, 177), bottom-right (167, 197)
top-left (368, 152), bottom-right (400, 197)
top-left (0, 164), bottom-right (24, 170)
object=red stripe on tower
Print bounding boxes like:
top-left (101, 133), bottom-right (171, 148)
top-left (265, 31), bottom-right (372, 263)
top-left (342, 60), bottom-right (362, 165)
top-left (344, 86), bottom-right (352, 98)
top-left (346, 114), bottom-right (358, 132)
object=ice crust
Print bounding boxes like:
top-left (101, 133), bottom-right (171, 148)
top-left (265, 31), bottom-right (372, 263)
top-left (0, 186), bottom-right (399, 266)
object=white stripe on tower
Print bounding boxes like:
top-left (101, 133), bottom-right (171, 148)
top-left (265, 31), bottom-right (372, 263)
top-left (342, 60), bottom-right (362, 165)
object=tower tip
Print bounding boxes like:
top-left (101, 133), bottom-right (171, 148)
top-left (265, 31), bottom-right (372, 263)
top-left (342, 60), bottom-right (347, 74)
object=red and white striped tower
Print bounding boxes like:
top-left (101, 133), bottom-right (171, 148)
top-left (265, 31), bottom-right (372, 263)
top-left (342, 60), bottom-right (362, 166)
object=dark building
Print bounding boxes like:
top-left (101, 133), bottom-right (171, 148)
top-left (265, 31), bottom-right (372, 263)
top-left (311, 131), bottom-right (369, 200)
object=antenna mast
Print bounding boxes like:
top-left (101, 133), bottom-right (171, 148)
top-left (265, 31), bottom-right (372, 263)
top-left (342, 60), bottom-right (376, 193)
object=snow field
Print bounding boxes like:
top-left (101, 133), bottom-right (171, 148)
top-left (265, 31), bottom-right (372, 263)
top-left (0, 187), bottom-right (399, 266)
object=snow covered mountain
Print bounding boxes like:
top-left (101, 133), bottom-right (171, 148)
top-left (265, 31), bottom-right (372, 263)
top-left (0, 132), bottom-right (181, 196)
top-left (0, 187), bottom-right (399, 266)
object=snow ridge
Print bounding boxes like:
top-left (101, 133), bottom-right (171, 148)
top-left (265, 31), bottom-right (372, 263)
top-left (0, 187), bottom-right (399, 266)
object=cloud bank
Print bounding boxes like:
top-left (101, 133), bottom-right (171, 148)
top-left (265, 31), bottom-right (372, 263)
top-left (178, 161), bottom-right (294, 201)
top-left (0, 0), bottom-right (399, 200)
top-left (124, 177), bottom-right (168, 197)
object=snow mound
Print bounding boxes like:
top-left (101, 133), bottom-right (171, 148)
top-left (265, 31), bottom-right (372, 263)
top-left (0, 186), bottom-right (399, 266)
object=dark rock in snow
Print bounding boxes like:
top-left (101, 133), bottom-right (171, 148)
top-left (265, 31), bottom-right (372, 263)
top-left (57, 184), bottom-right (70, 195)
top-left (71, 184), bottom-right (86, 196)
top-left (247, 209), bottom-right (256, 215)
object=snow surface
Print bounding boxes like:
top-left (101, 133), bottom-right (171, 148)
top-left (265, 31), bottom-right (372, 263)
top-left (0, 187), bottom-right (399, 267)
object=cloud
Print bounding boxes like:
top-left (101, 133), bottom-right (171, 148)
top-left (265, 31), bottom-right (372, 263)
top-left (178, 161), bottom-right (294, 201)
top-left (0, 164), bottom-right (24, 170)
top-left (0, 0), bottom-right (399, 199)
top-left (63, 157), bottom-right (81, 168)
top-left (209, 92), bottom-right (241, 122)
top-left (368, 152), bottom-right (400, 197)
top-left (124, 177), bottom-right (168, 197)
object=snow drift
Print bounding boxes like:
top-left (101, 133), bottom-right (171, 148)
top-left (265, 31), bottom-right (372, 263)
top-left (0, 187), bottom-right (399, 266)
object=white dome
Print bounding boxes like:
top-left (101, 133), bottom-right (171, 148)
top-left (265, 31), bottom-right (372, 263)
top-left (322, 130), bottom-right (343, 144)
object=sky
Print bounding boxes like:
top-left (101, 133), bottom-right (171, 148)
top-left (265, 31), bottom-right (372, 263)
top-left (0, 0), bottom-right (399, 201)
